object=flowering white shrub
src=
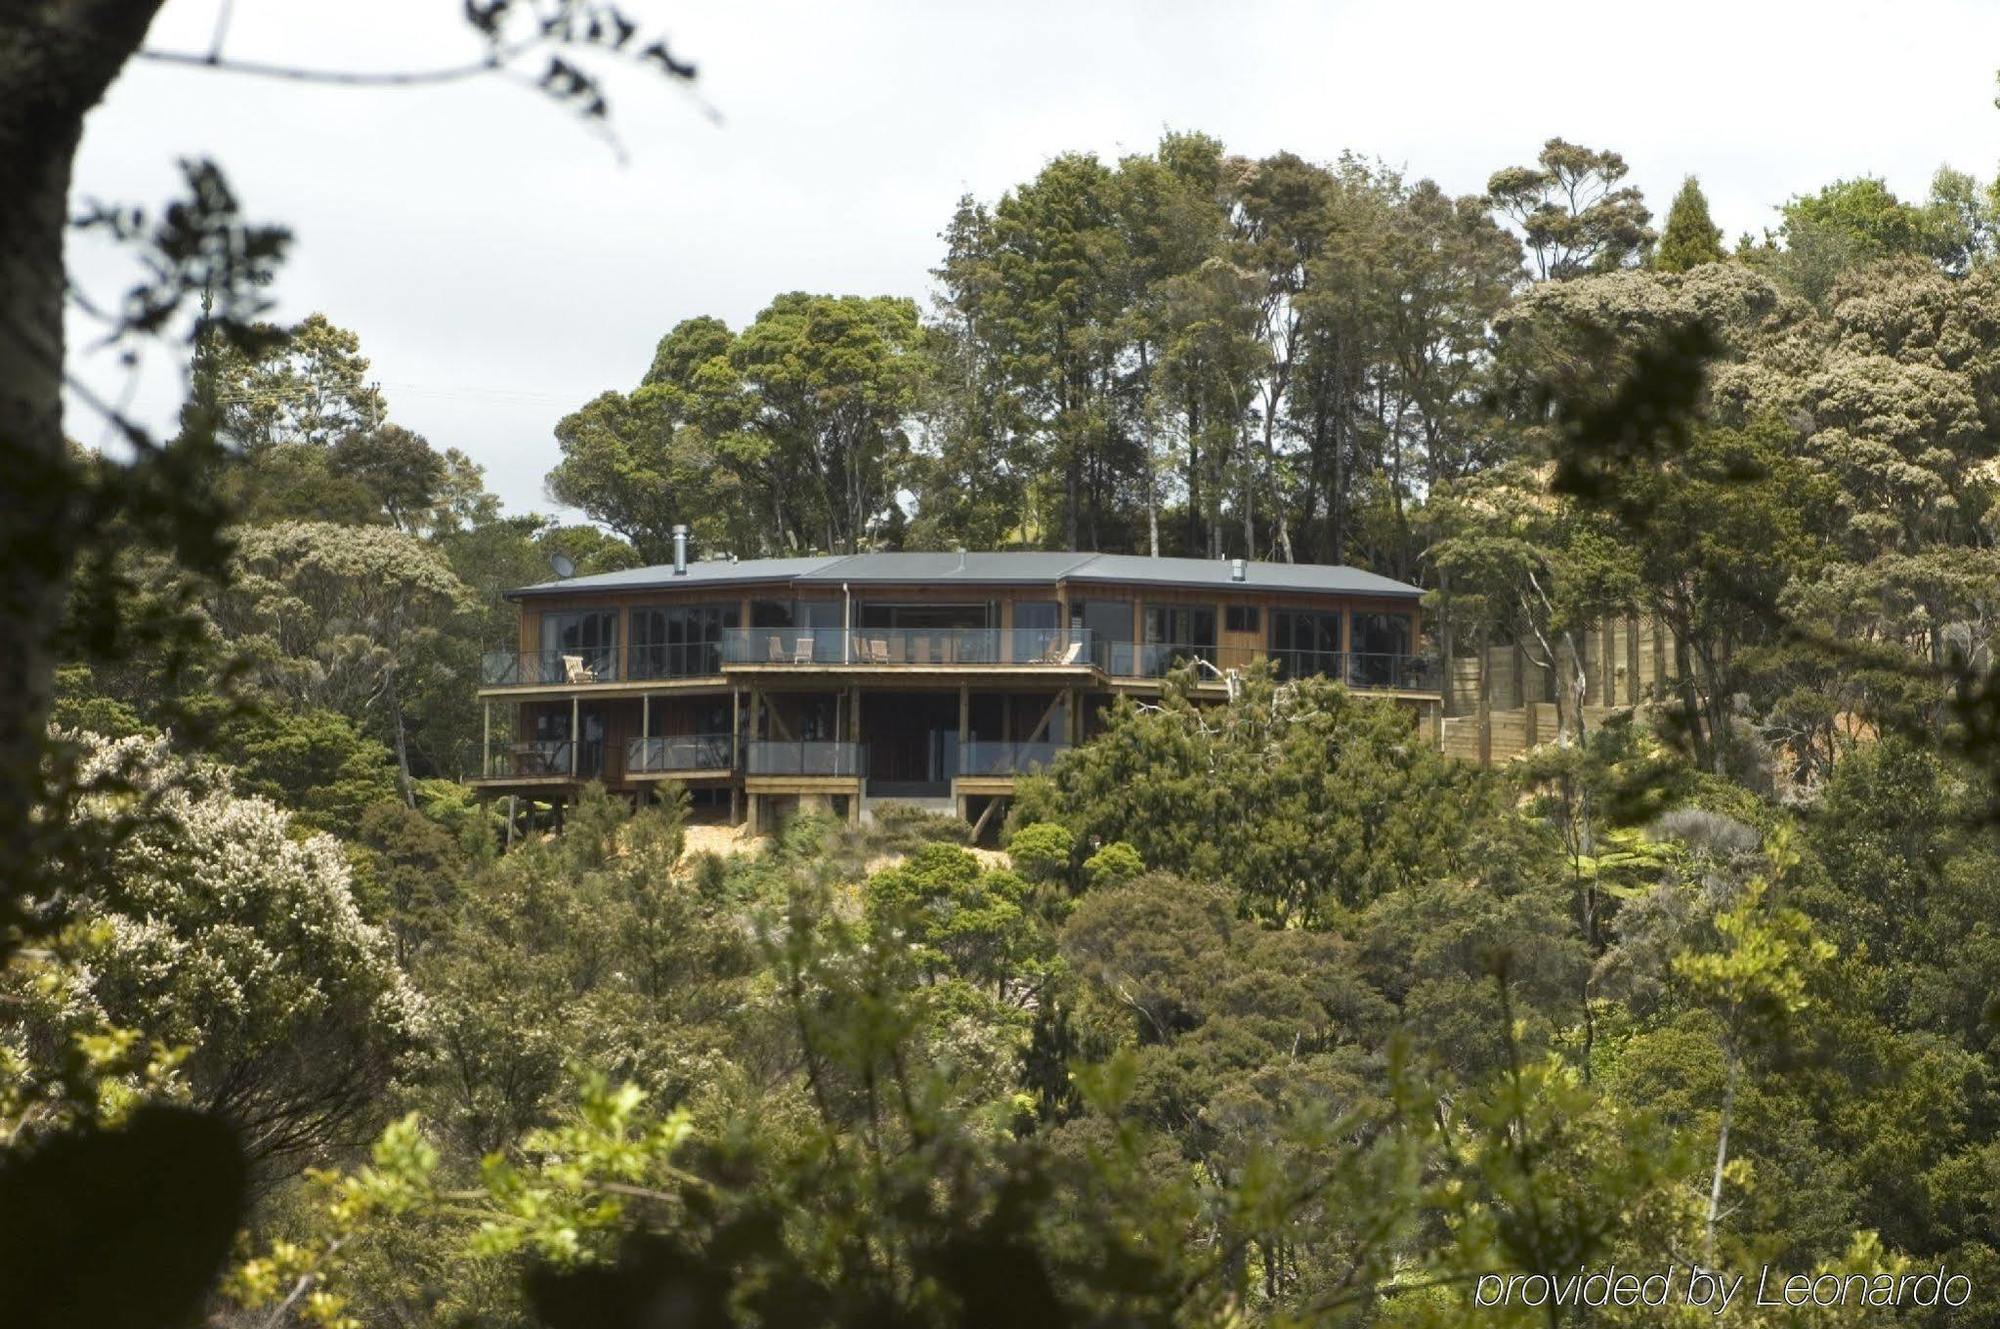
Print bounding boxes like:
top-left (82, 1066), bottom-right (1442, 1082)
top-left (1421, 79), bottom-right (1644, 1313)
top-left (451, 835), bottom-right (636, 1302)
top-left (7, 730), bottom-right (428, 1168)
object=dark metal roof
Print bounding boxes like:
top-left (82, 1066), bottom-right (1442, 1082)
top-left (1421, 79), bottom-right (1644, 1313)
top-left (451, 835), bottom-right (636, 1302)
top-left (510, 556), bottom-right (846, 597)
top-left (1063, 553), bottom-right (1422, 599)
top-left (509, 550), bottom-right (1421, 600)
top-left (795, 551), bottom-right (1099, 584)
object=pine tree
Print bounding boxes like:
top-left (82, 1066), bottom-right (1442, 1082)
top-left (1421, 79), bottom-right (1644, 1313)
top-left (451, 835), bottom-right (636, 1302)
top-left (1655, 175), bottom-right (1727, 272)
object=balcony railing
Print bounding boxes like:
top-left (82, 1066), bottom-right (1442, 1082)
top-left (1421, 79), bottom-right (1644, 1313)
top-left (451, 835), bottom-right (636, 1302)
top-left (482, 648), bottom-right (620, 686)
top-left (1092, 640), bottom-right (1250, 679)
top-left (480, 740), bottom-right (587, 779)
top-left (626, 733), bottom-right (736, 775)
top-left (482, 642), bottom-right (737, 686)
top-left (958, 740), bottom-right (1070, 777)
top-left (721, 628), bottom-right (1092, 668)
top-left (746, 740), bottom-right (867, 777)
top-left (1089, 642), bottom-right (1434, 691)
top-left (1268, 649), bottom-right (1435, 691)
top-left (480, 636), bottom-right (1436, 693)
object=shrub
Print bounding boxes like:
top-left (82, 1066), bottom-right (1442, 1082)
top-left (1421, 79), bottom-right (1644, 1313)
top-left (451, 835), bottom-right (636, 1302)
top-left (1006, 821), bottom-right (1075, 885)
top-left (1082, 841), bottom-right (1144, 891)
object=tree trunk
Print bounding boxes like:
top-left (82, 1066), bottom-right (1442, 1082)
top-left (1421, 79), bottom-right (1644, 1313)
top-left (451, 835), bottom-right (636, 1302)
top-left (1260, 406), bottom-right (1293, 563)
top-left (1240, 420), bottom-right (1256, 560)
top-left (0, 0), bottom-right (172, 933)
top-left (1704, 1047), bottom-right (1740, 1268)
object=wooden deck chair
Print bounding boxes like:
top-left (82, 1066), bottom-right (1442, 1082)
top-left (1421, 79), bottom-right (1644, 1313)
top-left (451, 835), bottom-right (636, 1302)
top-left (869, 638), bottom-right (892, 664)
top-left (1058, 641), bottom-right (1083, 665)
top-left (562, 653), bottom-right (594, 683)
top-left (767, 635), bottom-right (785, 662)
top-left (791, 636), bottom-right (814, 664)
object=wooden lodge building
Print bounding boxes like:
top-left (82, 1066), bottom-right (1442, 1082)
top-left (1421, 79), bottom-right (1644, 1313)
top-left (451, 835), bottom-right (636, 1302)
top-left (471, 534), bottom-right (1438, 834)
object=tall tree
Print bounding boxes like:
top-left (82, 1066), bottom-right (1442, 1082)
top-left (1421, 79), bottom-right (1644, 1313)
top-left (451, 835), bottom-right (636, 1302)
top-left (978, 153), bottom-right (1138, 550)
top-left (1487, 138), bottom-right (1656, 280)
top-left (1230, 150), bottom-right (1336, 561)
top-left (549, 315), bottom-right (758, 562)
top-left (1655, 176), bottom-right (1726, 273)
top-left (210, 521), bottom-right (474, 804)
top-left (730, 292), bottom-right (925, 554)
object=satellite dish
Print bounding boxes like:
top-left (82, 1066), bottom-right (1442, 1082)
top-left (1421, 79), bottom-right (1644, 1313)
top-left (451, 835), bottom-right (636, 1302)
top-left (548, 552), bottom-right (577, 580)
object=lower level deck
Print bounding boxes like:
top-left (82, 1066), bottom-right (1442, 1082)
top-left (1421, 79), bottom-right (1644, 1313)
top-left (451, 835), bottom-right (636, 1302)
top-left (470, 678), bottom-right (1442, 835)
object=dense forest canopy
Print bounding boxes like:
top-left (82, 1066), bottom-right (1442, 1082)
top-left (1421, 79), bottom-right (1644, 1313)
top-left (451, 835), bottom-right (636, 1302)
top-left (9, 18), bottom-right (2000, 1322)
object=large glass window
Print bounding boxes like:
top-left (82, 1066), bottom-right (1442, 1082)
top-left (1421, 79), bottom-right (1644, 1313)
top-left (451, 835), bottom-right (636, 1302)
top-left (1270, 609), bottom-right (1340, 679)
top-left (538, 608), bottom-right (617, 680)
top-left (1140, 604), bottom-right (1217, 676)
top-left (1013, 600), bottom-right (1061, 662)
top-left (1350, 612), bottom-right (1413, 687)
top-left (630, 603), bottom-right (738, 678)
top-left (1075, 599), bottom-right (1134, 673)
top-left (798, 600), bottom-right (844, 662)
top-left (1013, 601), bottom-right (1060, 631)
top-left (858, 602), bottom-right (991, 629)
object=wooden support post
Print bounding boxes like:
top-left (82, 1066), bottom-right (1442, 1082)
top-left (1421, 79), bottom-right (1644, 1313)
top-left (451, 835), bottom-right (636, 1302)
top-left (570, 695), bottom-right (580, 777)
top-left (1025, 692), bottom-right (1061, 745)
top-left (506, 794), bottom-right (517, 849)
top-left (969, 794), bottom-right (1004, 845)
top-left (482, 700), bottom-right (491, 778)
top-left (747, 791), bottom-right (760, 835)
top-left (1476, 639), bottom-right (1492, 767)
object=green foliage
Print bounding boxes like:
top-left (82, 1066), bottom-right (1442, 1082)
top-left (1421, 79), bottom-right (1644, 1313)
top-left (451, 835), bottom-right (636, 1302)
top-left (26, 99), bottom-right (2000, 1329)
top-left (181, 696), bottom-right (401, 830)
top-left (864, 843), bottom-right (1046, 998)
top-left (1655, 175), bottom-right (1726, 273)
top-left (1015, 674), bottom-right (1494, 925)
top-left (551, 294), bottom-right (925, 559)
top-left (5, 732), bottom-right (426, 1173)
top-left (865, 799), bottom-right (973, 851)
top-left (1005, 820), bottom-right (1075, 886)
top-left (1081, 840), bottom-right (1143, 890)
top-left (1487, 138), bottom-right (1655, 279)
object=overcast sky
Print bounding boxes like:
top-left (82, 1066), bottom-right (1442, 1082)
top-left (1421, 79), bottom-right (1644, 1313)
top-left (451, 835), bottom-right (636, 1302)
top-left (67, 0), bottom-right (2000, 519)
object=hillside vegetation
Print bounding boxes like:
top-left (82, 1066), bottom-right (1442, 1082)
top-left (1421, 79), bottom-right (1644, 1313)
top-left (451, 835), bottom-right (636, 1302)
top-left (12, 134), bottom-right (2000, 1327)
